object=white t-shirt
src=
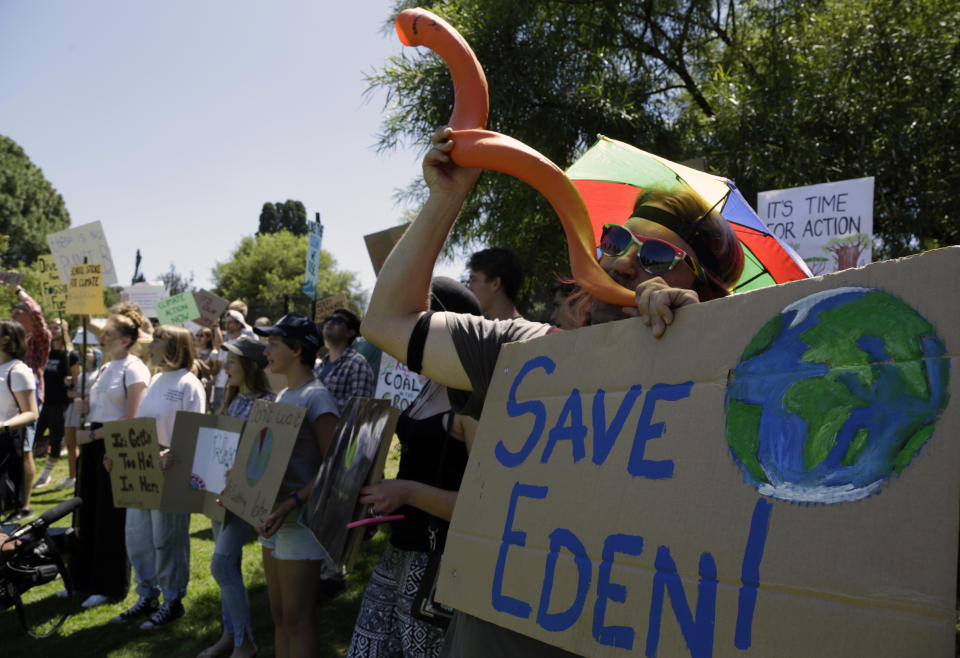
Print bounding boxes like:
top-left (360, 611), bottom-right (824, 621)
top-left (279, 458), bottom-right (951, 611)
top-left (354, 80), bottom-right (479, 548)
top-left (88, 355), bottom-right (152, 424)
top-left (214, 348), bottom-right (230, 388)
top-left (0, 360), bottom-right (36, 421)
top-left (136, 368), bottom-right (206, 447)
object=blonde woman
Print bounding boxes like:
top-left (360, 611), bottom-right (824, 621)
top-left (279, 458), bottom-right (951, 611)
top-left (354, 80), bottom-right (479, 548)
top-left (72, 307), bottom-right (151, 609)
top-left (108, 325), bottom-right (205, 629)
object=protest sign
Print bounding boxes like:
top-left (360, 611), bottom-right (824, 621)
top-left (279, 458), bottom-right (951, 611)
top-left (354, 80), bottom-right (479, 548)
top-left (155, 291), bottom-right (200, 326)
top-left (0, 271), bottom-right (24, 287)
top-left (221, 400), bottom-right (306, 528)
top-left (438, 247), bottom-right (959, 657)
top-left (45, 221), bottom-right (118, 285)
top-left (121, 283), bottom-right (167, 317)
top-left (303, 220), bottom-right (324, 299)
top-left (375, 352), bottom-right (426, 410)
top-left (102, 418), bottom-right (164, 509)
top-left (306, 398), bottom-right (399, 570)
top-left (36, 255), bottom-right (68, 315)
top-left (193, 289), bottom-right (229, 328)
top-left (160, 411), bottom-right (247, 521)
top-left (313, 293), bottom-right (349, 324)
top-left (757, 177), bottom-right (874, 275)
top-left (363, 224), bottom-right (408, 276)
top-left (66, 263), bottom-right (105, 315)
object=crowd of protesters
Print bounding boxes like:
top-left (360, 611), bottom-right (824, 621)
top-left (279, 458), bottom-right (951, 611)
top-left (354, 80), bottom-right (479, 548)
top-left (0, 120), bottom-right (745, 658)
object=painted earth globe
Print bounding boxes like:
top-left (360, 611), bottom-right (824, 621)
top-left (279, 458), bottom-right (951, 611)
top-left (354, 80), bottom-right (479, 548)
top-left (725, 287), bottom-right (949, 503)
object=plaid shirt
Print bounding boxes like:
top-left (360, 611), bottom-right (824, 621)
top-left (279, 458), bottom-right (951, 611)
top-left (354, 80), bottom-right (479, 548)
top-left (312, 346), bottom-right (374, 411)
top-left (225, 391), bottom-right (276, 420)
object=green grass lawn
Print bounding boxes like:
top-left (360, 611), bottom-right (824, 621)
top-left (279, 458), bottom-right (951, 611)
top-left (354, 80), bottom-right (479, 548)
top-left (1, 443), bottom-right (401, 656)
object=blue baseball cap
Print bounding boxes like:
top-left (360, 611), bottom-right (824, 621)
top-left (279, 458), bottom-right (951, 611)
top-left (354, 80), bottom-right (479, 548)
top-left (253, 314), bottom-right (321, 350)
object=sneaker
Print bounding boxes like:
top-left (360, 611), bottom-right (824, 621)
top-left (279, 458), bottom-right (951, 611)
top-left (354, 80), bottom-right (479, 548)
top-left (33, 471), bottom-right (52, 488)
top-left (81, 593), bottom-right (111, 609)
top-left (7, 508), bottom-right (32, 523)
top-left (55, 477), bottom-right (76, 491)
top-left (110, 596), bottom-right (158, 624)
top-left (140, 599), bottom-right (184, 629)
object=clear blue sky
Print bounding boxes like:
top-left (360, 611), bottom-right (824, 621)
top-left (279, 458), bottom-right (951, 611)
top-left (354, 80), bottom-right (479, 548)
top-left (0, 0), bottom-right (465, 300)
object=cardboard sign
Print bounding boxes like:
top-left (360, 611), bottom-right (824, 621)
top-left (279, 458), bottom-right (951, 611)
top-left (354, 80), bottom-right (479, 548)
top-left (155, 291), bottom-right (200, 326)
top-left (221, 400), bottom-right (306, 528)
top-left (375, 352), bottom-right (427, 411)
top-left (0, 271), bottom-right (24, 287)
top-left (314, 293), bottom-right (349, 324)
top-left (36, 255), bottom-right (68, 315)
top-left (45, 221), bottom-right (118, 285)
top-left (121, 283), bottom-right (168, 317)
top-left (193, 289), bottom-right (229, 328)
top-left (363, 224), bottom-right (408, 276)
top-left (306, 398), bottom-right (399, 570)
top-left (160, 411), bottom-right (247, 521)
top-left (757, 177), bottom-right (874, 275)
top-left (303, 220), bottom-right (324, 300)
top-left (66, 263), bottom-right (105, 315)
top-left (438, 247), bottom-right (959, 657)
top-left (102, 418), bottom-right (164, 509)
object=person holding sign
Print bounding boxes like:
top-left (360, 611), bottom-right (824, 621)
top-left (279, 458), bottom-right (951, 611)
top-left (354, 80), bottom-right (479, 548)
top-left (62, 345), bottom-right (102, 491)
top-left (348, 277), bottom-right (481, 658)
top-left (33, 319), bottom-right (79, 488)
top-left (252, 315), bottom-right (339, 658)
top-left (0, 320), bottom-right (39, 521)
top-left (108, 325), bottom-right (205, 630)
top-left (73, 306), bottom-right (151, 609)
top-left (196, 336), bottom-right (274, 658)
top-left (360, 128), bottom-right (745, 656)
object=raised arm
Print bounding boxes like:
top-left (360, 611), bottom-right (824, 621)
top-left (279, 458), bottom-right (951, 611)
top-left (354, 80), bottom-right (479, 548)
top-left (361, 127), bottom-right (479, 392)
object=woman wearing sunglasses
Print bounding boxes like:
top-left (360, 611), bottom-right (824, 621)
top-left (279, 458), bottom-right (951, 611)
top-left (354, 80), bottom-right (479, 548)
top-left (361, 126), bottom-right (744, 658)
top-left (586, 184), bottom-right (744, 333)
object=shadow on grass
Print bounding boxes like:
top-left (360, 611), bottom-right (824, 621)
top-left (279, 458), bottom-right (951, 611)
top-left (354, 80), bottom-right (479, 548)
top-left (2, 530), bottom-right (390, 657)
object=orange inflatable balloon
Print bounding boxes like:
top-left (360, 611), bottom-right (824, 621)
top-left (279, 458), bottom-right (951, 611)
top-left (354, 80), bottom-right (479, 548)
top-left (395, 8), bottom-right (634, 307)
top-left (395, 8), bottom-right (488, 131)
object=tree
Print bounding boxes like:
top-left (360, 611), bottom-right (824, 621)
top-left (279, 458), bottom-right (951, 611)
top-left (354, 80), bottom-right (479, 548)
top-left (370, 0), bottom-right (960, 302)
top-left (0, 135), bottom-right (71, 268)
top-left (212, 231), bottom-right (365, 321)
top-left (688, 0), bottom-right (960, 259)
top-left (159, 263), bottom-right (195, 296)
top-left (258, 200), bottom-right (308, 236)
top-left (369, 0), bottom-right (741, 311)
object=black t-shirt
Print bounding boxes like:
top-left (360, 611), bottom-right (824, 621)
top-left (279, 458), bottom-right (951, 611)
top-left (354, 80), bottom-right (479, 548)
top-left (43, 349), bottom-right (79, 405)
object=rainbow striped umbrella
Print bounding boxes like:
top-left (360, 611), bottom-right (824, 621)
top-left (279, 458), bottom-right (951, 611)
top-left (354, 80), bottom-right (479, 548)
top-left (566, 135), bottom-right (811, 291)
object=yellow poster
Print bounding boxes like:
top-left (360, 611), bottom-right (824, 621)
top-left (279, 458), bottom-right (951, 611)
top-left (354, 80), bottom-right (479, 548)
top-left (66, 263), bottom-right (105, 315)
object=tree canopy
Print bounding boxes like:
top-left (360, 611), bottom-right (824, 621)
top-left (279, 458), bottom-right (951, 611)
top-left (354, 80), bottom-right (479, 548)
top-left (258, 200), bottom-right (308, 236)
top-left (0, 135), bottom-right (71, 268)
top-left (369, 0), bottom-right (959, 309)
top-left (212, 230), bottom-right (365, 321)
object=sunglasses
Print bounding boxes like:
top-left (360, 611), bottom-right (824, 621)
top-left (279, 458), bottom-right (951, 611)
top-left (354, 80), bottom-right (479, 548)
top-left (598, 223), bottom-right (706, 282)
top-left (324, 315), bottom-right (346, 326)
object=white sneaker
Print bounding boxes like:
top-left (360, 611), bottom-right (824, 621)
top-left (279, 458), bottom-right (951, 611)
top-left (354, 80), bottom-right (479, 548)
top-left (81, 593), bottom-right (111, 609)
top-left (33, 471), bottom-right (52, 489)
top-left (55, 477), bottom-right (76, 491)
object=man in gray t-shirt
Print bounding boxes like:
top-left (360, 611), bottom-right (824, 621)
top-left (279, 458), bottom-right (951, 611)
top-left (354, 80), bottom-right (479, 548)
top-left (361, 126), bottom-right (741, 657)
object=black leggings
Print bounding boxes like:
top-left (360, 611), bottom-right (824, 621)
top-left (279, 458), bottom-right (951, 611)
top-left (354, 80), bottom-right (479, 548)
top-left (35, 402), bottom-right (68, 457)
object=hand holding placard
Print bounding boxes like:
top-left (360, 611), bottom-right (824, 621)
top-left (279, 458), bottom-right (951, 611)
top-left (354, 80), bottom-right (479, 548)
top-left (102, 418), bottom-right (164, 509)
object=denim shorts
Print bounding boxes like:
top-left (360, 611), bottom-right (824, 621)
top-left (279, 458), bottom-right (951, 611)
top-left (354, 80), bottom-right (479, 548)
top-left (22, 422), bottom-right (36, 452)
top-left (258, 521), bottom-right (326, 561)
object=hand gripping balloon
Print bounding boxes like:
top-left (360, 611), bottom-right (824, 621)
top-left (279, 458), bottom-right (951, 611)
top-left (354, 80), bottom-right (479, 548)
top-left (395, 8), bottom-right (635, 308)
